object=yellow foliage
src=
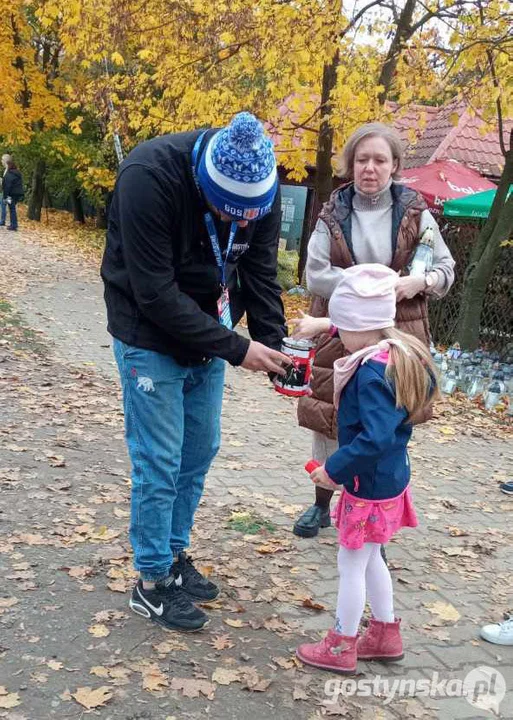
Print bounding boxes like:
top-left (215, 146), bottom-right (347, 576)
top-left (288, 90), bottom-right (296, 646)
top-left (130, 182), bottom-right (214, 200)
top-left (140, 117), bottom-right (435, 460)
top-left (1, 0), bottom-right (511, 193)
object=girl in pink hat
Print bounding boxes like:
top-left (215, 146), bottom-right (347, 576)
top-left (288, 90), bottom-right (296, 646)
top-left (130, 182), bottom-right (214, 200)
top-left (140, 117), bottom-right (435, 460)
top-left (296, 263), bottom-right (439, 674)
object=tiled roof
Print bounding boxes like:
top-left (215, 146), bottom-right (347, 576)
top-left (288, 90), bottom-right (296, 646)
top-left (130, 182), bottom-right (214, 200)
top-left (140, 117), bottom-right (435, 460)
top-left (400, 99), bottom-right (511, 178)
top-left (269, 96), bottom-right (511, 180)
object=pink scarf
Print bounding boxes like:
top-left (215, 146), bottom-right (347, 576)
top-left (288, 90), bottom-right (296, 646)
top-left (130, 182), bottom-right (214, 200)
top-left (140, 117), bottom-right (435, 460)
top-left (333, 339), bottom-right (410, 409)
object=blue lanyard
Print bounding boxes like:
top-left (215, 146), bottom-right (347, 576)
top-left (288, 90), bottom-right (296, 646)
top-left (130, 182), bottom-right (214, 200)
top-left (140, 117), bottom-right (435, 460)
top-left (192, 132), bottom-right (237, 288)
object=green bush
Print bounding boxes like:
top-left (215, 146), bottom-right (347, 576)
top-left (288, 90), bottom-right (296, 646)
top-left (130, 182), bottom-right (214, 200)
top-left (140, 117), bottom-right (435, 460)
top-left (277, 248), bottom-right (299, 291)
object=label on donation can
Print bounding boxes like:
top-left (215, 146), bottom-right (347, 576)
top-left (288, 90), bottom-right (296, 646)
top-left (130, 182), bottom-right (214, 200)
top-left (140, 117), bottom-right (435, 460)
top-left (274, 337), bottom-right (316, 397)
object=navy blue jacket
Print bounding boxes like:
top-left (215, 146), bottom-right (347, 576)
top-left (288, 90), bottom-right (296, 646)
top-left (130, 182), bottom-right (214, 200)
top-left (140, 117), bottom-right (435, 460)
top-left (324, 360), bottom-right (412, 500)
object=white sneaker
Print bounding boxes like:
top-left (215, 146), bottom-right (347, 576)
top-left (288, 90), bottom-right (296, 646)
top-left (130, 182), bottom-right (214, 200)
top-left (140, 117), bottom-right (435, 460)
top-left (480, 617), bottom-right (513, 645)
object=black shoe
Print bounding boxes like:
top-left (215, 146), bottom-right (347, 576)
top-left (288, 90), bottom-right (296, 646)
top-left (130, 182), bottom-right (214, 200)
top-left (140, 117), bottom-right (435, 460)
top-left (171, 551), bottom-right (219, 601)
top-left (500, 481), bottom-right (513, 496)
top-left (129, 576), bottom-right (209, 631)
top-left (7, 227), bottom-right (17, 231)
top-left (293, 504), bottom-right (331, 538)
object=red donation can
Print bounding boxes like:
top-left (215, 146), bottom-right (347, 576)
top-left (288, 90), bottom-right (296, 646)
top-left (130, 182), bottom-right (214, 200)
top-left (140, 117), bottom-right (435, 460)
top-left (274, 337), bottom-right (316, 397)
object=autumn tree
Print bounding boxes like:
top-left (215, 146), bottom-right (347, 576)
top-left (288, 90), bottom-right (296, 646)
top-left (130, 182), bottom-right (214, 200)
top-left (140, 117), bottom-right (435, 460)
top-left (451, 0), bottom-right (513, 349)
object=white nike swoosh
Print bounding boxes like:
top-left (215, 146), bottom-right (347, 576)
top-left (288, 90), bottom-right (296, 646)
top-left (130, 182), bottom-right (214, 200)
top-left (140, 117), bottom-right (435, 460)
top-left (136, 586), bottom-right (163, 616)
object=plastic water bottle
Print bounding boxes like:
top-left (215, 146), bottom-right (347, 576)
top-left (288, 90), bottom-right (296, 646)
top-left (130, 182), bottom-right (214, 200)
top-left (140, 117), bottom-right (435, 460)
top-left (442, 367), bottom-right (458, 395)
top-left (409, 227), bottom-right (434, 277)
top-left (484, 372), bottom-right (505, 411)
top-left (468, 369), bottom-right (486, 399)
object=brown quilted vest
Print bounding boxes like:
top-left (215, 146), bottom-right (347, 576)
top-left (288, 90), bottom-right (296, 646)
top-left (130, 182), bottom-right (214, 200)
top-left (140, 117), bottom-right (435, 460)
top-left (297, 183), bottom-right (431, 440)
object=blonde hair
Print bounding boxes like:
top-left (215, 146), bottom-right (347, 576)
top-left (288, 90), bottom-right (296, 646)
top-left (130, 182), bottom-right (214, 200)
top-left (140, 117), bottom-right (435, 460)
top-left (337, 123), bottom-right (404, 181)
top-left (381, 328), bottom-right (440, 422)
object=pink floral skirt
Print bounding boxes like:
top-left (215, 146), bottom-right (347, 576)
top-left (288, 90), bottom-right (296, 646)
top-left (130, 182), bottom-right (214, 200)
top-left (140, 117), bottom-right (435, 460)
top-left (332, 486), bottom-right (418, 550)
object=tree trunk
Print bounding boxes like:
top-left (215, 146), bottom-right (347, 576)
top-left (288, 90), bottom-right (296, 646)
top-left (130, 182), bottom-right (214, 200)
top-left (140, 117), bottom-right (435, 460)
top-left (298, 51), bottom-right (340, 280)
top-left (27, 160), bottom-right (46, 221)
top-left (71, 190), bottom-right (85, 223)
top-left (377, 0), bottom-right (417, 104)
top-left (458, 148), bottom-right (513, 349)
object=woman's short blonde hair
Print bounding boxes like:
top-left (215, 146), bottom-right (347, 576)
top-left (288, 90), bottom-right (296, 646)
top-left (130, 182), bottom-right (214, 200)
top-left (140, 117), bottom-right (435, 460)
top-left (337, 123), bottom-right (404, 181)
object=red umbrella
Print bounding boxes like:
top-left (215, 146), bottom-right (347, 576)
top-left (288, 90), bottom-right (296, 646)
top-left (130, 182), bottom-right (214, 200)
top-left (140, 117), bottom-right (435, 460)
top-left (400, 160), bottom-right (496, 215)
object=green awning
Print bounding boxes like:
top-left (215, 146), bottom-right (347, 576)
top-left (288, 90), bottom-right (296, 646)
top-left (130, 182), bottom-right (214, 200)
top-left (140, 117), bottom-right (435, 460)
top-left (443, 186), bottom-right (512, 219)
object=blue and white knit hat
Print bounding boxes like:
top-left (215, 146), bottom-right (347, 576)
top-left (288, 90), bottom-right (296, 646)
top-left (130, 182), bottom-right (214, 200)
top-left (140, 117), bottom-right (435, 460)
top-left (197, 112), bottom-right (278, 221)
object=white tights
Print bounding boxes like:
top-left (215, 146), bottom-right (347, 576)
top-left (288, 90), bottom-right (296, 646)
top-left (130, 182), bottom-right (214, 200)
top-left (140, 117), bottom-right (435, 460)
top-left (335, 543), bottom-right (395, 636)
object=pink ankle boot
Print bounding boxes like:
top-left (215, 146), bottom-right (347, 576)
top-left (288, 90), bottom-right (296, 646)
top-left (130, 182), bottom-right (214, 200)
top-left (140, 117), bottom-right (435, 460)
top-left (296, 628), bottom-right (357, 674)
top-left (357, 617), bottom-right (404, 661)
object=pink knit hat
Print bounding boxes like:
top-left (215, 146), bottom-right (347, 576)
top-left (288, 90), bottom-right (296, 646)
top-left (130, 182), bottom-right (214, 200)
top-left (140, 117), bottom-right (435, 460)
top-left (328, 264), bottom-right (399, 332)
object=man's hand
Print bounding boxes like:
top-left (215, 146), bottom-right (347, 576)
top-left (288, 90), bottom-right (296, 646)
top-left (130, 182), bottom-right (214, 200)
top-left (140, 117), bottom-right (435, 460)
top-left (395, 275), bottom-right (426, 301)
top-left (241, 341), bottom-right (290, 375)
top-left (310, 465), bottom-right (340, 491)
top-left (289, 311), bottom-right (331, 340)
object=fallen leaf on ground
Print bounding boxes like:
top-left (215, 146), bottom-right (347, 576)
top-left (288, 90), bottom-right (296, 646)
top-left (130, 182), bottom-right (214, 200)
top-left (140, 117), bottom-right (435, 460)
top-left (88, 624), bottom-right (110, 637)
top-left (212, 667), bottom-right (242, 685)
top-left (67, 566), bottom-right (93, 579)
top-left (170, 677), bottom-right (215, 699)
top-left (71, 686), bottom-right (112, 709)
top-left (448, 527), bottom-right (469, 537)
top-left (107, 580), bottom-right (129, 593)
top-left (0, 688), bottom-right (21, 709)
top-left (302, 597), bottom-right (327, 612)
top-left (153, 639), bottom-right (190, 654)
top-left (272, 656), bottom-right (297, 669)
top-left (47, 660), bottom-right (63, 670)
top-left (209, 634), bottom-right (235, 650)
top-left (425, 601), bottom-right (461, 624)
top-left (142, 668), bottom-right (169, 692)
top-left (441, 547), bottom-right (478, 558)
top-left (0, 597), bottom-right (18, 608)
top-left (439, 426), bottom-right (456, 436)
top-left (243, 669), bottom-right (273, 692)
top-left (223, 618), bottom-right (248, 628)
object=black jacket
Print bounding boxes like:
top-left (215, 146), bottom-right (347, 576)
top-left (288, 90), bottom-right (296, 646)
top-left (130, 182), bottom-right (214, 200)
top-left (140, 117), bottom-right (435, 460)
top-left (2, 169), bottom-right (24, 199)
top-left (101, 130), bottom-right (286, 366)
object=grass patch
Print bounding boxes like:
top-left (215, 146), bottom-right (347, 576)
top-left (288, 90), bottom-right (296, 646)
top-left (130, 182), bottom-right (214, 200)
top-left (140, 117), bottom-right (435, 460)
top-left (227, 510), bottom-right (276, 535)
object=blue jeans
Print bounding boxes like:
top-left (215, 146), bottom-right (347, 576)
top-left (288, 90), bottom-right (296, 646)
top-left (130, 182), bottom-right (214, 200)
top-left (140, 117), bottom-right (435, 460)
top-left (1, 198), bottom-right (18, 229)
top-left (114, 339), bottom-right (225, 581)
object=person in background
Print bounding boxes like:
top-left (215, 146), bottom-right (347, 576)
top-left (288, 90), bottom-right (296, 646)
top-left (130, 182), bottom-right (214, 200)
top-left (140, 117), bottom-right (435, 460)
top-left (102, 112), bottom-right (288, 633)
top-left (1, 159), bottom-right (24, 231)
top-left (0, 153), bottom-right (12, 227)
top-left (292, 122), bottom-right (455, 539)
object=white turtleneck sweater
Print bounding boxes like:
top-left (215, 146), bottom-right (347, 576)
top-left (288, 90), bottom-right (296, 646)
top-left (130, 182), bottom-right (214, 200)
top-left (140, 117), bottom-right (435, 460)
top-left (306, 181), bottom-right (455, 300)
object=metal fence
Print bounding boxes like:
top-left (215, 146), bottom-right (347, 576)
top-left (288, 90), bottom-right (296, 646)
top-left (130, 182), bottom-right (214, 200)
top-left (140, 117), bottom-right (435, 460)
top-left (429, 219), bottom-right (513, 352)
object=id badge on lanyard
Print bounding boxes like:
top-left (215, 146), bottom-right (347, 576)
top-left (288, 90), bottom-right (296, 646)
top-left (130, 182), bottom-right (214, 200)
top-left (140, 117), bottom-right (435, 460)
top-left (204, 215), bottom-right (237, 330)
top-left (217, 286), bottom-right (232, 330)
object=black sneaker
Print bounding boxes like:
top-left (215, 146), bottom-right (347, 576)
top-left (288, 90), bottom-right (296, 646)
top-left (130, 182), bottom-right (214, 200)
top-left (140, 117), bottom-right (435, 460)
top-left (129, 575), bottom-right (209, 631)
top-left (293, 504), bottom-right (331, 538)
top-left (171, 552), bottom-right (219, 601)
top-left (500, 481), bottom-right (513, 496)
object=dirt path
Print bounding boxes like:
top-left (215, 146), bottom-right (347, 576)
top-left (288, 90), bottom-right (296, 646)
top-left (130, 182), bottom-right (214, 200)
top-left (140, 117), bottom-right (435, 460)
top-left (1, 227), bottom-right (512, 720)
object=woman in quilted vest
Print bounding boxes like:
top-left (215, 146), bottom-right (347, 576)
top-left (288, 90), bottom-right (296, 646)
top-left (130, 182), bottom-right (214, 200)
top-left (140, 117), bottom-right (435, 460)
top-left (292, 123), bottom-right (454, 539)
